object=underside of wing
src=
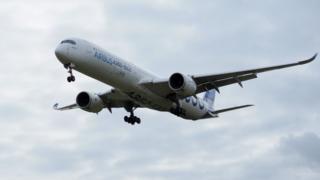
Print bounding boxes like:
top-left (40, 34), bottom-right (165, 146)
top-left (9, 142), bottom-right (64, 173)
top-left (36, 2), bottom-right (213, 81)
top-left (140, 79), bottom-right (172, 98)
top-left (98, 89), bottom-right (138, 109)
top-left (195, 73), bottom-right (257, 93)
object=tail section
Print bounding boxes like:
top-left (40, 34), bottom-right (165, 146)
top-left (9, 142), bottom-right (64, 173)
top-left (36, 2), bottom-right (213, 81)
top-left (201, 90), bottom-right (254, 119)
top-left (201, 104), bottom-right (254, 119)
top-left (203, 90), bottom-right (216, 110)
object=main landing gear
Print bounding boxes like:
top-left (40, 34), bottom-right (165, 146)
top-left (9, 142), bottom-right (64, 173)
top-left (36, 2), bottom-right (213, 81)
top-left (64, 63), bottom-right (75, 82)
top-left (124, 108), bottom-right (141, 125)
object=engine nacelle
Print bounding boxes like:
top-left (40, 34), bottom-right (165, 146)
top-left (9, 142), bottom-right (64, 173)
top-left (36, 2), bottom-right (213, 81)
top-left (168, 73), bottom-right (197, 97)
top-left (76, 92), bottom-right (104, 113)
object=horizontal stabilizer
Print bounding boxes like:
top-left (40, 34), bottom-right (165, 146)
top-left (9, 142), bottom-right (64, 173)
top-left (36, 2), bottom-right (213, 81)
top-left (212, 104), bottom-right (254, 114)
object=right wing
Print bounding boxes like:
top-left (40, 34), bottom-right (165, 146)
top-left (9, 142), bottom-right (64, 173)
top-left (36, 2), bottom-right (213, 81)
top-left (193, 53), bottom-right (317, 94)
top-left (141, 54), bottom-right (317, 98)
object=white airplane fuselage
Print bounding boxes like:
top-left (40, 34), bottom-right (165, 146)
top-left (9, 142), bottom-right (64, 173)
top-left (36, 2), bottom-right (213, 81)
top-left (55, 38), bottom-right (213, 120)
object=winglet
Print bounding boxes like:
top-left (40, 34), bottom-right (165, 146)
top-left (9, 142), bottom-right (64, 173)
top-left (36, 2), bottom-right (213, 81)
top-left (298, 53), bottom-right (317, 65)
top-left (53, 103), bottom-right (59, 110)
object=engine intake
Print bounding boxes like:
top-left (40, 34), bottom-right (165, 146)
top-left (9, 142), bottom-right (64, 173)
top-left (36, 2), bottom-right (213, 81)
top-left (76, 92), bottom-right (104, 113)
top-left (169, 73), bottom-right (197, 97)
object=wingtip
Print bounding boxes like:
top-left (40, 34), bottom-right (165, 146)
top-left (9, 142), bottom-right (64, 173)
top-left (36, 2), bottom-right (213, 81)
top-left (299, 53), bottom-right (317, 64)
top-left (53, 103), bottom-right (59, 110)
top-left (311, 53), bottom-right (318, 60)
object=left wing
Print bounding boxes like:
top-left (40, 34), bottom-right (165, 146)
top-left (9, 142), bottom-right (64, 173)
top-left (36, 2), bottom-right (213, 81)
top-left (53, 89), bottom-right (139, 112)
top-left (141, 54), bottom-right (317, 98)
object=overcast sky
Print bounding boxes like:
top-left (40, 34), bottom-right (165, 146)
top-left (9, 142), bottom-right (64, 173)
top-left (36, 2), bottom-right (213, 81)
top-left (0, 0), bottom-right (319, 179)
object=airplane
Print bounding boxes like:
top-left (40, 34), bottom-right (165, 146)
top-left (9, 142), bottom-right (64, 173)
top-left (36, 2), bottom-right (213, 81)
top-left (54, 38), bottom-right (317, 125)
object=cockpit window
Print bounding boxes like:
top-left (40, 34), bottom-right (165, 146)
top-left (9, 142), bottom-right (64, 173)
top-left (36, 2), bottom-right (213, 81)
top-left (60, 40), bottom-right (76, 45)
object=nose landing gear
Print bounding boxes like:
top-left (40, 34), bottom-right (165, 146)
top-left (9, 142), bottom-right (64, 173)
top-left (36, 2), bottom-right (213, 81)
top-left (67, 75), bottom-right (75, 82)
top-left (64, 63), bottom-right (75, 82)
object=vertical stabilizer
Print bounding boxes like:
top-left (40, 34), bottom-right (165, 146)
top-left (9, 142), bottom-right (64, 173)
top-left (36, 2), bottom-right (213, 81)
top-left (203, 90), bottom-right (215, 110)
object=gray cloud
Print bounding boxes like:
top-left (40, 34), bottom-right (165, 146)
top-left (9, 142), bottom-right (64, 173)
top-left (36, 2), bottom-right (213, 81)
top-left (279, 133), bottom-right (320, 167)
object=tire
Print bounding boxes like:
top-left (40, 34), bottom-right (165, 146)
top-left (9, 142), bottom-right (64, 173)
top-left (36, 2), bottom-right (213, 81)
top-left (136, 118), bottom-right (141, 124)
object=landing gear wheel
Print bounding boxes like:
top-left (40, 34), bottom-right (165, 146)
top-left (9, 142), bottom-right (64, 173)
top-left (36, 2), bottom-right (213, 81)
top-left (124, 116), bottom-right (129, 122)
top-left (123, 116), bottom-right (141, 125)
top-left (67, 75), bottom-right (75, 82)
top-left (70, 75), bottom-right (75, 81)
top-left (123, 108), bottom-right (141, 125)
top-left (135, 117), bottom-right (141, 124)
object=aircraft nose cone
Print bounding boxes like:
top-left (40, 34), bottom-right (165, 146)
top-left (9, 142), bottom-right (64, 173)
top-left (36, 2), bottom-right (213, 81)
top-left (55, 45), bottom-right (68, 64)
top-left (55, 45), bottom-right (64, 57)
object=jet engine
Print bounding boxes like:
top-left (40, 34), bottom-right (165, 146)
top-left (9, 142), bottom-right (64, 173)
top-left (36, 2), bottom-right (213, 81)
top-left (168, 73), bottom-right (197, 97)
top-left (76, 92), bottom-right (104, 113)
